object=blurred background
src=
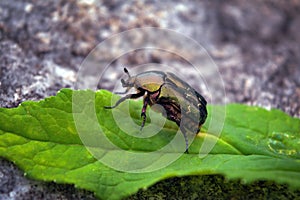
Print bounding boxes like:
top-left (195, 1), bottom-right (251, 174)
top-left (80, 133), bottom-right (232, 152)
top-left (0, 0), bottom-right (300, 199)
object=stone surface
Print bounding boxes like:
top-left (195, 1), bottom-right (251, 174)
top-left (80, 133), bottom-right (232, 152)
top-left (0, 0), bottom-right (299, 199)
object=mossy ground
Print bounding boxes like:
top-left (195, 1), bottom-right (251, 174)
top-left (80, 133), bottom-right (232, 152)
top-left (127, 175), bottom-right (300, 200)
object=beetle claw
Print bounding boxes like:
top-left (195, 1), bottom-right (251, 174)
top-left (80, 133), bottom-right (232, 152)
top-left (140, 112), bottom-right (146, 130)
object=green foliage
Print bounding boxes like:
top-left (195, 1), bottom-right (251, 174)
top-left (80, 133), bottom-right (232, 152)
top-left (0, 89), bottom-right (299, 200)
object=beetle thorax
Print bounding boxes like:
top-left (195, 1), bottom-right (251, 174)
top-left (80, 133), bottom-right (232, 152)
top-left (134, 72), bottom-right (165, 92)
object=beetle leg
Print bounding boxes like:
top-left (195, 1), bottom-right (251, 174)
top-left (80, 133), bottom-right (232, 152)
top-left (104, 91), bottom-right (145, 109)
top-left (140, 95), bottom-right (149, 130)
top-left (180, 126), bottom-right (189, 154)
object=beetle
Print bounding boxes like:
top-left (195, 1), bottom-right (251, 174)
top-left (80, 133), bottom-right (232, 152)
top-left (104, 68), bottom-right (207, 153)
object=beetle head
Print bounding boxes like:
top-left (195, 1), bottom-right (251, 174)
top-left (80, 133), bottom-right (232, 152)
top-left (120, 68), bottom-right (135, 88)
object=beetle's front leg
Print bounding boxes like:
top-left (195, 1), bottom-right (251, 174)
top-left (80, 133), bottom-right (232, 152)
top-left (104, 91), bottom-right (145, 109)
top-left (140, 95), bottom-right (149, 130)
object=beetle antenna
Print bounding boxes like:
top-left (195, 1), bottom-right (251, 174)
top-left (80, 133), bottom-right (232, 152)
top-left (124, 68), bottom-right (131, 78)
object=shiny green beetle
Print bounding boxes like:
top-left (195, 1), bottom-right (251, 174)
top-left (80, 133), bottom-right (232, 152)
top-left (105, 68), bottom-right (207, 153)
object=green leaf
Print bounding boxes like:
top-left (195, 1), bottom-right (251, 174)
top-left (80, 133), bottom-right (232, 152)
top-left (0, 89), bottom-right (299, 200)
